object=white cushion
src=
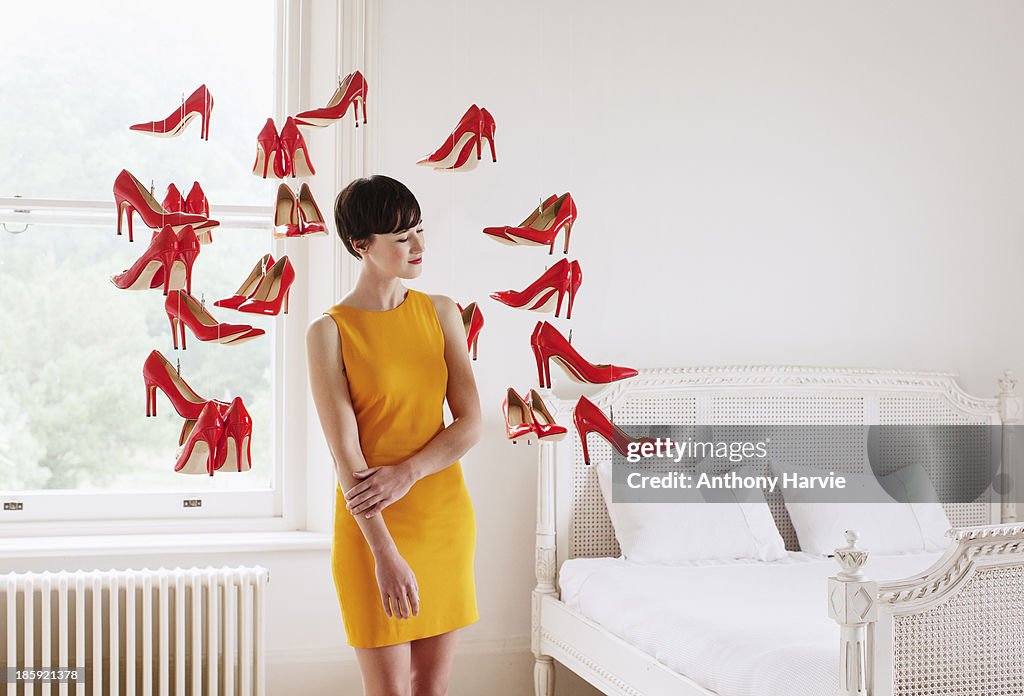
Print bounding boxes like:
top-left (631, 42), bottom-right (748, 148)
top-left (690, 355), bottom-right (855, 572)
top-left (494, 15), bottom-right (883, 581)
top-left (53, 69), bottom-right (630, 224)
top-left (773, 460), bottom-right (951, 556)
top-left (595, 461), bottom-right (787, 563)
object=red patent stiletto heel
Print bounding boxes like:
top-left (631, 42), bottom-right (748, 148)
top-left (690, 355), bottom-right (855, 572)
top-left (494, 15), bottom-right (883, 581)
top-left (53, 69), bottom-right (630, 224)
top-left (253, 118), bottom-right (285, 179)
top-left (417, 104), bottom-right (481, 169)
top-left (184, 182), bottom-right (210, 217)
top-left (417, 104), bottom-right (497, 171)
top-left (457, 302), bottom-right (484, 359)
top-left (573, 395), bottom-right (652, 466)
top-left (483, 193), bottom-right (577, 254)
top-left (529, 389), bottom-right (567, 441)
top-left (297, 183), bottom-right (328, 236)
top-left (149, 226), bottom-right (201, 294)
top-left (130, 84), bottom-right (213, 140)
top-left (111, 225), bottom-right (179, 295)
top-left (236, 256), bottom-right (295, 316)
top-left (483, 195), bottom-right (558, 245)
top-left (273, 184), bottom-right (299, 237)
top-left (502, 388), bottom-right (536, 443)
top-left (165, 290), bottom-right (264, 349)
top-left (279, 117), bottom-right (315, 177)
top-left (162, 184), bottom-right (186, 213)
top-left (490, 257), bottom-right (583, 318)
top-left (480, 107), bottom-right (497, 162)
top-left (174, 401), bottom-right (225, 476)
top-left (214, 397), bottom-right (253, 472)
top-left (113, 169), bottom-right (209, 243)
top-left (143, 350), bottom-right (229, 419)
top-left (530, 321), bottom-right (638, 388)
top-left (294, 70), bottom-right (368, 128)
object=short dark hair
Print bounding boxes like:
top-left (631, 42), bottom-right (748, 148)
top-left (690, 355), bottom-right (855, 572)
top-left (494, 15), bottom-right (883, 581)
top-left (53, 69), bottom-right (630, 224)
top-left (333, 175), bottom-right (422, 260)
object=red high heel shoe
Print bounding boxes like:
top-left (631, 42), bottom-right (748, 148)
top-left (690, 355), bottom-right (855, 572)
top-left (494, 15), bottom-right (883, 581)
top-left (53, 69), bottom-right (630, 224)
top-left (184, 182), bottom-right (214, 244)
top-left (573, 395), bottom-right (651, 466)
top-left (416, 104), bottom-right (484, 169)
top-left (457, 302), bottom-right (484, 360)
top-left (529, 389), bottom-right (567, 441)
top-left (483, 195), bottom-right (558, 244)
top-left (165, 290), bottom-right (264, 350)
top-left (184, 182), bottom-right (209, 217)
top-left (113, 169), bottom-right (210, 243)
top-left (501, 388), bottom-right (536, 443)
top-left (490, 258), bottom-right (583, 318)
top-left (428, 106), bottom-right (496, 171)
top-left (484, 193), bottom-right (577, 255)
top-left (214, 397), bottom-right (253, 472)
top-left (530, 321), bottom-right (638, 388)
top-left (111, 225), bottom-right (179, 295)
top-left (214, 254), bottom-right (275, 310)
top-left (158, 182), bottom-right (215, 244)
top-left (253, 118), bottom-right (287, 179)
top-left (130, 84), bottom-right (213, 140)
top-left (294, 70), bottom-right (368, 128)
top-left (297, 183), bottom-right (328, 235)
top-left (149, 226), bottom-right (201, 294)
top-left (143, 350), bottom-right (229, 419)
top-left (279, 117), bottom-right (315, 177)
top-left (479, 107), bottom-right (497, 162)
top-left (175, 401), bottom-right (225, 476)
top-left (273, 184), bottom-right (299, 237)
top-left (567, 259), bottom-right (583, 318)
top-left (236, 256), bottom-right (295, 316)
top-left (162, 184), bottom-right (186, 213)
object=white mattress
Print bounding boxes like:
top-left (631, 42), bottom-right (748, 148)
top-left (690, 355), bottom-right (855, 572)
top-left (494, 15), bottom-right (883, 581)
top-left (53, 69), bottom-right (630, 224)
top-left (558, 551), bottom-right (945, 696)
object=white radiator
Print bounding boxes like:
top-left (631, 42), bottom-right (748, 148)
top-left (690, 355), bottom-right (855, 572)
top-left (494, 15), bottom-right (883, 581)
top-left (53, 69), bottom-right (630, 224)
top-left (1, 566), bottom-right (268, 696)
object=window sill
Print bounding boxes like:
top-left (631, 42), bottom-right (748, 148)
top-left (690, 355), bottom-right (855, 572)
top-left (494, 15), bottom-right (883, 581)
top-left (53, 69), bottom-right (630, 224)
top-left (0, 531), bottom-right (332, 560)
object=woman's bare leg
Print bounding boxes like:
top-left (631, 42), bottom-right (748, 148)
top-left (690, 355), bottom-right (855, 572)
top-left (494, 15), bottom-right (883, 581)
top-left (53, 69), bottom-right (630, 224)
top-left (409, 631), bottom-right (459, 696)
top-left (354, 642), bottom-right (411, 696)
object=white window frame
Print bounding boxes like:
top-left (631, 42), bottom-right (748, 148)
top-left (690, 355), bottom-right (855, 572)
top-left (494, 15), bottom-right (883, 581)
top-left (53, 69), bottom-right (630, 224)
top-left (0, 0), bottom-right (347, 539)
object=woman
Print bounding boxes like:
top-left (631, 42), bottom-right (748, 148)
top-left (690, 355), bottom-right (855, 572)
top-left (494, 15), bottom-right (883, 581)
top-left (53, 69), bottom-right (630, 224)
top-left (306, 175), bottom-right (481, 696)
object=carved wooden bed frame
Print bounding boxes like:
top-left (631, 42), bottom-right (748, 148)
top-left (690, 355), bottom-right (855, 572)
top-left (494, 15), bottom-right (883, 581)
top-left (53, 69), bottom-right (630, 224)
top-left (530, 366), bottom-right (1024, 696)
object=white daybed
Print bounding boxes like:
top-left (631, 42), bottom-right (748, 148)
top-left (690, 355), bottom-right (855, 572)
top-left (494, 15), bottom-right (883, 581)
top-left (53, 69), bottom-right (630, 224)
top-left (530, 366), bottom-right (1024, 696)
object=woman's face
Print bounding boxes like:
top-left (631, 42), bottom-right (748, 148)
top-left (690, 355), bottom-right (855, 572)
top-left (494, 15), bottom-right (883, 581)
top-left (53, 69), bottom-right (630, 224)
top-left (358, 220), bottom-right (425, 279)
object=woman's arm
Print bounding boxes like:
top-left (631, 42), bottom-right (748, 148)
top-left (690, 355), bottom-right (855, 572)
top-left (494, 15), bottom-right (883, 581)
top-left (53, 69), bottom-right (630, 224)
top-left (305, 316), bottom-right (419, 619)
top-left (345, 295), bottom-right (482, 517)
top-left (407, 293), bottom-right (483, 475)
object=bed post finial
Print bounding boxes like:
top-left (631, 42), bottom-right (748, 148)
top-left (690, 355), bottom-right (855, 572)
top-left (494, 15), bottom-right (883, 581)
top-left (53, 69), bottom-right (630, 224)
top-left (828, 530), bottom-right (877, 696)
top-left (998, 370), bottom-right (1021, 523)
top-left (835, 530), bottom-right (868, 580)
top-left (999, 369), bottom-right (1018, 396)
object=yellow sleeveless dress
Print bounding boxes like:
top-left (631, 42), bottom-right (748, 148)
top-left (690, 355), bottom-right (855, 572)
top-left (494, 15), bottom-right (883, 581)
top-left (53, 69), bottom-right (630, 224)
top-left (323, 288), bottom-right (478, 648)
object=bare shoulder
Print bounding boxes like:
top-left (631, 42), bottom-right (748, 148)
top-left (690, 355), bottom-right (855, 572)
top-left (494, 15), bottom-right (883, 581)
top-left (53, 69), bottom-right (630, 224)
top-left (306, 314), bottom-right (339, 343)
top-left (425, 293), bottom-right (460, 324)
top-left (306, 315), bottom-right (343, 365)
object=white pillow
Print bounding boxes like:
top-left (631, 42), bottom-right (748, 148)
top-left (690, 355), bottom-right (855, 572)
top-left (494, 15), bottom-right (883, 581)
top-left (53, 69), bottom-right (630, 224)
top-left (773, 460), bottom-right (950, 556)
top-left (594, 460), bottom-right (787, 564)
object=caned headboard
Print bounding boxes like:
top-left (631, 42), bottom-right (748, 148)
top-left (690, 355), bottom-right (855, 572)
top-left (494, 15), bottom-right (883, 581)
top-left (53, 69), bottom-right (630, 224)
top-left (533, 366), bottom-right (1023, 581)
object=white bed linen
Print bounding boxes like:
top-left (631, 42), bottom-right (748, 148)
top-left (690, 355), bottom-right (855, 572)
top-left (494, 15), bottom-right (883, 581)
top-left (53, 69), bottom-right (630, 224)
top-left (558, 551), bottom-right (945, 696)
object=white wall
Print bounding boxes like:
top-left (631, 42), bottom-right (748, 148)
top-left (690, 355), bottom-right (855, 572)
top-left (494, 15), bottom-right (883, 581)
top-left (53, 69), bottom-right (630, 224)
top-left (363, 1), bottom-right (1024, 693)
top-left (5, 3), bottom-right (1024, 696)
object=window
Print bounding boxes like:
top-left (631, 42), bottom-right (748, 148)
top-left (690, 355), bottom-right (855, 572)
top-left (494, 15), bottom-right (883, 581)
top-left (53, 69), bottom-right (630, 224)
top-left (0, 0), bottom-right (288, 526)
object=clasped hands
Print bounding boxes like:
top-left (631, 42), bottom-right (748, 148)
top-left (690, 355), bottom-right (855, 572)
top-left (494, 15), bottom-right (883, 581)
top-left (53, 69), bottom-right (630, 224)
top-left (345, 462), bottom-right (418, 518)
